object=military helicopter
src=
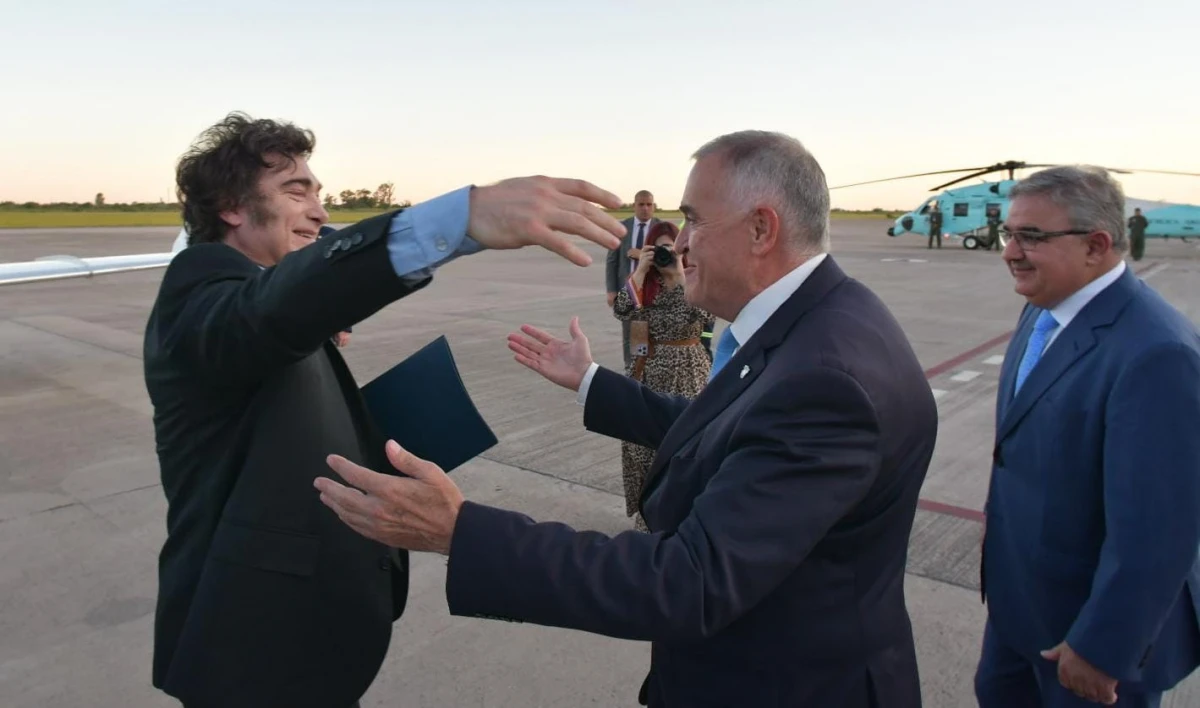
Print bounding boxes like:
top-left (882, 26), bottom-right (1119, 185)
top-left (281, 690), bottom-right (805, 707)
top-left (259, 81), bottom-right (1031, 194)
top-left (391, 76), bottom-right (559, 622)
top-left (830, 160), bottom-right (1200, 250)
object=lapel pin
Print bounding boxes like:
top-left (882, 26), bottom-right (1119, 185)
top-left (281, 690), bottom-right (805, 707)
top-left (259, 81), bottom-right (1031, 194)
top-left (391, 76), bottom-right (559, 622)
top-left (740, 365), bottom-right (749, 379)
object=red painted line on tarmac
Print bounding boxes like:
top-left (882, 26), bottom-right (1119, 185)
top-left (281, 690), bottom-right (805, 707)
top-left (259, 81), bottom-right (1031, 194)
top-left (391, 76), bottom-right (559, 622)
top-left (921, 261), bottom-right (1160, 380)
top-left (914, 261), bottom-right (1161, 525)
top-left (917, 498), bottom-right (985, 523)
top-left (923, 331), bottom-right (1015, 379)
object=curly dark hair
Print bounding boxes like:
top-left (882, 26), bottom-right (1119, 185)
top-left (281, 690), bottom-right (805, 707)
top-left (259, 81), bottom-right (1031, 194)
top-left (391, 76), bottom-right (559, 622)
top-left (175, 112), bottom-right (316, 246)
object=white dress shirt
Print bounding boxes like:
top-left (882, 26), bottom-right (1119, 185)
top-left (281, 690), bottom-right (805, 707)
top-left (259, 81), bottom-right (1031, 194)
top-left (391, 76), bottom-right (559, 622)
top-left (629, 219), bottom-right (651, 269)
top-left (1041, 259), bottom-right (1126, 351)
top-left (576, 252), bottom-right (829, 404)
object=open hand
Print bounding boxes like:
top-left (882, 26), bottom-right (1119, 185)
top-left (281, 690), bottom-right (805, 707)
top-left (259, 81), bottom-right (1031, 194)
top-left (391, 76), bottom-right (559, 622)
top-left (314, 440), bottom-right (464, 555)
top-left (468, 177), bottom-right (625, 266)
top-left (1041, 642), bottom-right (1118, 705)
top-left (634, 244), bottom-right (656, 276)
top-left (507, 316), bottom-right (594, 390)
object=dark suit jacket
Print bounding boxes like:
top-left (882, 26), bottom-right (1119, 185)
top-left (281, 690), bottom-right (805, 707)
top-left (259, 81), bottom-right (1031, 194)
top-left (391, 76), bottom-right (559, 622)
top-left (445, 256), bottom-right (937, 707)
top-left (143, 212), bottom-right (427, 707)
top-left (983, 265), bottom-right (1200, 691)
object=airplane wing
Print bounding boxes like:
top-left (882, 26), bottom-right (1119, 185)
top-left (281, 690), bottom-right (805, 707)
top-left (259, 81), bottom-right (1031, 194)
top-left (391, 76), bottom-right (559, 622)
top-left (0, 228), bottom-right (186, 287)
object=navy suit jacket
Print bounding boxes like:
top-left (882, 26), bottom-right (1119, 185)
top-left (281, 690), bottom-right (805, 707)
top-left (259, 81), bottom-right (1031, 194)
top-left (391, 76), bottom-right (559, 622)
top-left (983, 264), bottom-right (1200, 691)
top-left (445, 256), bottom-right (937, 707)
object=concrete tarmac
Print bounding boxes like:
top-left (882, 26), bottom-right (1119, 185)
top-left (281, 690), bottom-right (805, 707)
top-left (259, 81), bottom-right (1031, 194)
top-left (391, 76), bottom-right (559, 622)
top-left (2, 222), bottom-right (1199, 706)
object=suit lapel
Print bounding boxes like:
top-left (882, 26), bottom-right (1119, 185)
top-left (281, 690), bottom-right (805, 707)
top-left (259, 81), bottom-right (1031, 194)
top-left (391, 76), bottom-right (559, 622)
top-left (639, 256), bottom-right (849, 504)
top-left (996, 268), bottom-right (1139, 442)
top-left (322, 341), bottom-right (392, 471)
top-left (995, 320), bottom-right (1097, 442)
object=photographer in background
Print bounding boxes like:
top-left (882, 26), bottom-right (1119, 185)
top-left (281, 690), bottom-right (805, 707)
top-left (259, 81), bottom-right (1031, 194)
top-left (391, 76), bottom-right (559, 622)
top-left (611, 221), bottom-right (714, 530)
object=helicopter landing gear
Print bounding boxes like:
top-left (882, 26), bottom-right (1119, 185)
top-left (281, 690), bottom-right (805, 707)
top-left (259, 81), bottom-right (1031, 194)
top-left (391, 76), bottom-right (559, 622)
top-left (962, 228), bottom-right (1003, 251)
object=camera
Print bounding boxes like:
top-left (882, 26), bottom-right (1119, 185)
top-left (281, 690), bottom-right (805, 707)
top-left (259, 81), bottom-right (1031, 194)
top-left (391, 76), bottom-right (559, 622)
top-left (652, 244), bottom-right (676, 268)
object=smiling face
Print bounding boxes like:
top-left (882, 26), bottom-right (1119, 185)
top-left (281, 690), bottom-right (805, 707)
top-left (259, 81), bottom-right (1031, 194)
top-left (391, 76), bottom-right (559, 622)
top-left (1001, 193), bottom-right (1119, 308)
top-left (220, 153), bottom-right (329, 266)
top-left (675, 155), bottom-right (760, 321)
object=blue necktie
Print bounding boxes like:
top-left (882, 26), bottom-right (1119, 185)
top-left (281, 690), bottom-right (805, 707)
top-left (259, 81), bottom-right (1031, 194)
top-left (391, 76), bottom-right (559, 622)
top-left (708, 327), bottom-right (739, 382)
top-left (1014, 309), bottom-right (1058, 395)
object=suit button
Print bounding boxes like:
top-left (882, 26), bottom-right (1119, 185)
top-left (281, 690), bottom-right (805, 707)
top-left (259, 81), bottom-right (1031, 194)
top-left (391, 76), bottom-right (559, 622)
top-left (435, 237), bottom-right (448, 252)
top-left (379, 557), bottom-right (391, 570)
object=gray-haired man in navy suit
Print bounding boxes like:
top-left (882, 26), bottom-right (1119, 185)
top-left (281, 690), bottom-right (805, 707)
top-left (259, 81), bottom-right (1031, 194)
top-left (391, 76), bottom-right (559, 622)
top-left (317, 130), bottom-right (937, 707)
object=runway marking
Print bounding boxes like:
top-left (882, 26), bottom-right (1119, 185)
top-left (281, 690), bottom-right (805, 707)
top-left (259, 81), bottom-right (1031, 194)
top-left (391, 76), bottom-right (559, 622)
top-left (930, 388), bottom-right (948, 400)
top-left (1138, 261), bottom-right (1170, 279)
top-left (923, 332), bottom-right (1013, 379)
top-left (917, 498), bottom-right (985, 523)
top-left (983, 355), bottom-right (1004, 366)
top-left (949, 370), bottom-right (981, 382)
top-left (914, 259), bottom-right (1165, 526)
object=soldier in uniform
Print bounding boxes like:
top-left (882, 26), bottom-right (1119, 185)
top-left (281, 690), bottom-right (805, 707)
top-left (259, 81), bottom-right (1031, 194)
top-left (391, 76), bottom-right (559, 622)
top-left (1128, 207), bottom-right (1148, 261)
top-left (986, 209), bottom-right (1002, 251)
top-left (928, 202), bottom-right (943, 249)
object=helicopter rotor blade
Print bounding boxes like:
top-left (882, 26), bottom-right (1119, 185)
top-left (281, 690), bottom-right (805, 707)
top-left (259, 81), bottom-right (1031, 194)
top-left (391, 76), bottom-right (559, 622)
top-left (928, 162), bottom-right (1062, 190)
top-left (828, 167), bottom-right (995, 190)
top-left (829, 162), bottom-right (1199, 194)
top-left (1103, 168), bottom-right (1200, 177)
top-left (930, 168), bottom-right (1004, 191)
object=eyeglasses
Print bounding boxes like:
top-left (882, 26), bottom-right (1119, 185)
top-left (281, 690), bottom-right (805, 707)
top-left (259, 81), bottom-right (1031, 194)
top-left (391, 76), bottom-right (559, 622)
top-left (1000, 227), bottom-right (1093, 249)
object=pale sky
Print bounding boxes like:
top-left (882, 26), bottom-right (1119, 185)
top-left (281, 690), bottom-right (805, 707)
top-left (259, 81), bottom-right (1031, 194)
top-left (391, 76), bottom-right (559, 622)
top-left (2, 0), bottom-right (1197, 211)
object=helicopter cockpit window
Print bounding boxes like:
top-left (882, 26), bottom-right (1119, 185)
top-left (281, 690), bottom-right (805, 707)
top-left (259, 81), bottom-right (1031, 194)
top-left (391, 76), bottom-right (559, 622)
top-left (953, 203), bottom-right (969, 217)
top-left (918, 201), bottom-right (934, 214)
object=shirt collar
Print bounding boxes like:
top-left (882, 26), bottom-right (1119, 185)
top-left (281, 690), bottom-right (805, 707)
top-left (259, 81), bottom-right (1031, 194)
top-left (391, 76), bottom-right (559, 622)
top-left (1046, 259), bottom-right (1126, 329)
top-left (729, 253), bottom-right (828, 347)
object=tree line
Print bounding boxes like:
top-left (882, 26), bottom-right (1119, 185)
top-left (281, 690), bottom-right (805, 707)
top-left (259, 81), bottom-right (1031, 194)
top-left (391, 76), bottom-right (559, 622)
top-left (1, 183), bottom-right (411, 211)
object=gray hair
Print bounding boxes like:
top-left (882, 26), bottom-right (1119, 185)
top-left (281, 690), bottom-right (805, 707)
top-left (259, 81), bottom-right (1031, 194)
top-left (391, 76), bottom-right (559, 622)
top-left (1009, 165), bottom-right (1128, 252)
top-left (692, 130), bottom-right (830, 253)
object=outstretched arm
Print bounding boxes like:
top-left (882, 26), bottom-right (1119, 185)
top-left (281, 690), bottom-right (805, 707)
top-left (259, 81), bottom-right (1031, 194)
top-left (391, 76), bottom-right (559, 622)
top-left (162, 209), bottom-right (432, 383)
top-left (313, 366), bottom-right (884, 643)
top-left (160, 178), bottom-right (626, 384)
top-left (505, 315), bottom-right (691, 449)
top-left (579, 365), bottom-right (692, 449)
top-left (162, 194), bottom-right (472, 384)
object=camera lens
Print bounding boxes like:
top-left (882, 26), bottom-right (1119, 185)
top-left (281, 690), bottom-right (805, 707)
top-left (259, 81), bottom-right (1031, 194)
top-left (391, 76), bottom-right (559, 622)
top-left (653, 245), bottom-right (675, 268)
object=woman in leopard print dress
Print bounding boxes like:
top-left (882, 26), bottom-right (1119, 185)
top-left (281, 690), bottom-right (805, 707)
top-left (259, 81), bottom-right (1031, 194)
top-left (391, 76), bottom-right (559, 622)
top-left (612, 221), bottom-right (714, 531)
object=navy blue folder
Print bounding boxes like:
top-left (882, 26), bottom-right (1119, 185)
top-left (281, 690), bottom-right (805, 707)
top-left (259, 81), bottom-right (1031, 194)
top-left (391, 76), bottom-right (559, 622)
top-left (360, 335), bottom-right (498, 473)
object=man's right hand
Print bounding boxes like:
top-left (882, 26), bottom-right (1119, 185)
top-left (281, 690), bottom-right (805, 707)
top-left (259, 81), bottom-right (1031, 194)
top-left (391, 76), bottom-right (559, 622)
top-left (607, 292), bottom-right (617, 307)
top-left (507, 317), bottom-right (594, 391)
top-left (468, 177), bottom-right (625, 266)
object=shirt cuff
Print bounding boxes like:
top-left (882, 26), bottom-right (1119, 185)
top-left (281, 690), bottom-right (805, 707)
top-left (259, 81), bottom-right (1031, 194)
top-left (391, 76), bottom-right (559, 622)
top-left (575, 362), bottom-right (600, 406)
top-left (386, 186), bottom-right (484, 278)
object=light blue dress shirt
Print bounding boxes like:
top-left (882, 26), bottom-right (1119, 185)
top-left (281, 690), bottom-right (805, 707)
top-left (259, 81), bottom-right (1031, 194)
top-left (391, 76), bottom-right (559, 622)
top-left (385, 186), bottom-right (484, 279)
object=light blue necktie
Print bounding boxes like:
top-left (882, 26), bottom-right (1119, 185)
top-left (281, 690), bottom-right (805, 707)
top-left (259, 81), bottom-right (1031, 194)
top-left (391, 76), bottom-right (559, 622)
top-left (1014, 309), bottom-right (1058, 395)
top-left (708, 327), bottom-right (739, 382)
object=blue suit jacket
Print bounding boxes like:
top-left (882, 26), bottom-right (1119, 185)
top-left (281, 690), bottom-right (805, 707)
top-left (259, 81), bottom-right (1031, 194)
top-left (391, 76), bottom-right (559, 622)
top-left (983, 265), bottom-right (1200, 691)
top-left (443, 257), bottom-right (937, 707)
